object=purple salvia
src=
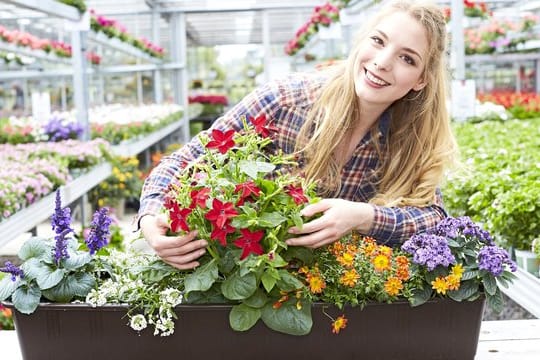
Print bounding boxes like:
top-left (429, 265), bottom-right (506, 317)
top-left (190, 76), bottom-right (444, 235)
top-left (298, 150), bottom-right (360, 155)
top-left (86, 207), bottom-right (112, 255)
top-left (477, 246), bottom-right (517, 277)
top-left (0, 261), bottom-right (24, 281)
top-left (51, 190), bottom-right (73, 264)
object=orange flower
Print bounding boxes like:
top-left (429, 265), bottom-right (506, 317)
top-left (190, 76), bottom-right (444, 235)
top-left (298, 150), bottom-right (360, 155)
top-left (336, 252), bottom-right (355, 268)
top-left (446, 274), bottom-right (461, 291)
top-left (396, 266), bottom-right (410, 281)
top-left (308, 274), bottom-right (326, 294)
top-left (339, 269), bottom-right (360, 287)
top-left (384, 276), bottom-right (403, 296)
top-left (372, 254), bottom-right (391, 272)
top-left (332, 315), bottom-right (348, 334)
top-left (329, 242), bottom-right (344, 256)
top-left (395, 255), bottom-right (409, 266)
top-left (362, 237), bottom-right (377, 256)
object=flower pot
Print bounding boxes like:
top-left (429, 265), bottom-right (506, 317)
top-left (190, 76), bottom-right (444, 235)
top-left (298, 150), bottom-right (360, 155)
top-left (514, 249), bottom-right (540, 276)
top-left (4, 297), bottom-right (485, 360)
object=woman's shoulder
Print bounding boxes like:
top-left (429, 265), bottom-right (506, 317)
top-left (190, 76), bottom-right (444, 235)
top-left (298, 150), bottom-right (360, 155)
top-left (268, 71), bottom-right (328, 108)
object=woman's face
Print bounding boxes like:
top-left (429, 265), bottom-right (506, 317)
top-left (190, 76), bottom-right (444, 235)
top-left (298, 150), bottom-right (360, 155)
top-left (353, 11), bottom-right (428, 109)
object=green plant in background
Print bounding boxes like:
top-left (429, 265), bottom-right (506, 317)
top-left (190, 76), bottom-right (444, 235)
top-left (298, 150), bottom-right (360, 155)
top-left (443, 118), bottom-right (540, 251)
top-left (88, 156), bottom-right (143, 210)
top-left (57, 0), bottom-right (86, 13)
top-left (532, 238), bottom-right (540, 259)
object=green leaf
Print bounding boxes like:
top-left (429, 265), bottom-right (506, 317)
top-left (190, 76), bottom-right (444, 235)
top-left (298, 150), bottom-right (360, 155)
top-left (18, 237), bottom-right (50, 261)
top-left (41, 273), bottom-right (95, 302)
top-left (12, 283), bottom-right (41, 314)
top-left (184, 259), bottom-right (218, 294)
top-left (221, 271), bottom-right (257, 300)
top-left (0, 276), bottom-right (19, 301)
top-left (447, 239), bottom-right (461, 247)
top-left (257, 212), bottom-right (287, 227)
top-left (22, 258), bottom-right (65, 289)
top-left (276, 270), bottom-right (303, 292)
top-left (261, 300), bottom-right (312, 335)
top-left (410, 286), bottom-right (432, 307)
top-left (229, 304), bottom-right (261, 331)
top-left (244, 288), bottom-right (268, 308)
top-left (239, 160), bottom-right (275, 179)
top-left (283, 246), bottom-right (314, 264)
top-left (448, 280), bottom-right (479, 301)
top-left (482, 274), bottom-right (497, 296)
top-left (461, 270), bottom-right (479, 281)
top-left (261, 269), bottom-right (277, 293)
top-left (63, 250), bottom-right (93, 271)
top-left (292, 212), bottom-right (304, 230)
top-left (486, 288), bottom-right (504, 313)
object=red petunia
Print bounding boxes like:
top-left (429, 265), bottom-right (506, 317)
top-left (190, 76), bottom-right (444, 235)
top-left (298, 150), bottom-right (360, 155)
top-left (169, 203), bottom-right (192, 232)
top-left (190, 187), bottom-right (211, 209)
top-left (286, 184), bottom-right (309, 205)
top-left (205, 199), bottom-right (239, 229)
top-left (206, 129), bottom-right (236, 154)
top-left (210, 221), bottom-right (236, 246)
top-left (249, 114), bottom-right (278, 138)
top-left (234, 228), bottom-right (265, 260)
top-left (234, 180), bottom-right (261, 199)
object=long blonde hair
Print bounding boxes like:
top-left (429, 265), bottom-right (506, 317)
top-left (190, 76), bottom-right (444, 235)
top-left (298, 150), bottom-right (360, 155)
top-left (296, 0), bottom-right (457, 207)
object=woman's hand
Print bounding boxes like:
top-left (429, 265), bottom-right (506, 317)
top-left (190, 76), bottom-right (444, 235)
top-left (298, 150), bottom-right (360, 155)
top-left (140, 214), bottom-right (208, 270)
top-left (286, 199), bottom-right (374, 248)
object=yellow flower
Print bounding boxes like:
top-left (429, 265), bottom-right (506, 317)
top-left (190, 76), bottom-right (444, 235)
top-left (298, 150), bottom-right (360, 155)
top-left (372, 254), bottom-right (390, 272)
top-left (446, 274), bottom-right (461, 291)
top-left (339, 269), bottom-right (359, 287)
top-left (308, 275), bottom-right (326, 294)
top-left (336, 252), bottom-right (355, 268)
top-left (451, 263), bottom-right (464, 278)
top-left (378, 245), bottom-right (393, 257)
top-left (332, 315), bottom-right (348, 334)
top-left (431, 276), bottom-right (449, 295)
top-left (384, 276), bottom-right (403, 296)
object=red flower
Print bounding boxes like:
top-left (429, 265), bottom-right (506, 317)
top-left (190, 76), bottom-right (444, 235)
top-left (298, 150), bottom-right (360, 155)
top-left (210, 221), bottom-right (236, 246)
top-left (286, 184), bottom-right (309, 205)
top-left (249, 114), bottom-right (277, 138)
top-left (234, 180), bottom-right (261, 199)
top-left (190, 187), bottom-right (211, 209)
top-left (234, 228), bottom-right (264, 260)
top-left (205, 199), bottom-right (239, 229)
top-left (169, 203), bottom-right (192, 232)
top-left (206, 129), bottom-right (236, 154)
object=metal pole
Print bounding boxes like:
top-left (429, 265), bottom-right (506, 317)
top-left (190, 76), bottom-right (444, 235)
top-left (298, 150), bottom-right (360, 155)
top-left (450, 0), bottom-right (465, 80)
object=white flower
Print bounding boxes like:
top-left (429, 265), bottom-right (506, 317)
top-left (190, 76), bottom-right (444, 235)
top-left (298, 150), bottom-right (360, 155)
top-left (85, 289), bottom-right (107, 307)
top-left (160, 288), bottom-right (183, 306)
top-left (129, 314), bottom-right (148, 331)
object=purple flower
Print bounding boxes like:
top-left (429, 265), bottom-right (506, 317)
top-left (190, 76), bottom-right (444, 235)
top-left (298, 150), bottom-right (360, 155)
top-left (43, 115), bottom-right (84, 142)
top-left (51, 190), bottom-right (73, 264)
top-left (402, 233), bottom-right (456, 271)
top-left (0, 261), bottom-right (24, 281)
top-left (434, 216), bottom-right (494, 245)
top-left (477, 246), bottom-right (517, 276)
top-left (86, 207), bottom-right (112, 254)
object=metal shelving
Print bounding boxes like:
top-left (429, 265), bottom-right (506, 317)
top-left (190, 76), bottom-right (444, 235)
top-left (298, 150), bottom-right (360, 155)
top-left (0, 162), bottom-right (112, 248)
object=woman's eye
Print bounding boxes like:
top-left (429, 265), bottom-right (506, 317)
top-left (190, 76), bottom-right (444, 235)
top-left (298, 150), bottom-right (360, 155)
top-left (370, 36), bottom-right (384, 45)
top-left (402, 55), bottom-right (416, 66)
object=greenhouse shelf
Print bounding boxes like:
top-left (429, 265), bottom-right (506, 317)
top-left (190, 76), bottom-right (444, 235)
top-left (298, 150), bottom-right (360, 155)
top-left (3, 0), bottom-right (81, 21)
top-left (0, 163), bottom-right (112, 248)
top-left (500, 268), bottom-right (540, 318)
top-left (88, 32), bottom-right (162, 65)
top-left (111, 120), bottom-right (184, 157)
top-left (0, 42), bottom-right (71, 65)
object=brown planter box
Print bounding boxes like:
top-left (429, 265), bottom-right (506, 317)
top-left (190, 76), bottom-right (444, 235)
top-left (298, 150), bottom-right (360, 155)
top-left (5, 297), bottom-right (484, 360)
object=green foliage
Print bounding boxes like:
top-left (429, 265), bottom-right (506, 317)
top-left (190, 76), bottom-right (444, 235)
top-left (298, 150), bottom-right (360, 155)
top-left (443, 118), bottom-right (540, 249)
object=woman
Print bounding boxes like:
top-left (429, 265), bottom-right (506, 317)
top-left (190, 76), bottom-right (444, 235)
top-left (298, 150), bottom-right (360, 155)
top-left (138, 0), bottom-right (457, 270)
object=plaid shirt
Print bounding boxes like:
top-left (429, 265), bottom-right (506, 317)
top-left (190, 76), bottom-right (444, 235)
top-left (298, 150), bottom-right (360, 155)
top-left (139, 71), bottom-right (446, 245)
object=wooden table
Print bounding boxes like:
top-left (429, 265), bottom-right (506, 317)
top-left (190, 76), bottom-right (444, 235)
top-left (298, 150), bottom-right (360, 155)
top-left (1, 319), bottom-right (539, 359)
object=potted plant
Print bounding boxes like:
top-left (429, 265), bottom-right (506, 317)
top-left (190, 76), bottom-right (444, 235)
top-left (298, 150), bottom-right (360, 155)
top-left (1, 117), bottom-right (517, 360)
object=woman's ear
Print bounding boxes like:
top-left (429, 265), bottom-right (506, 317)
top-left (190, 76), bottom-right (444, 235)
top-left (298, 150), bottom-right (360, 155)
top-left (412, 79), bottom-right (427, 92)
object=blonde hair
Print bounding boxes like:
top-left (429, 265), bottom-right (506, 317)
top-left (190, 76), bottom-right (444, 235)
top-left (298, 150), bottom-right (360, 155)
top-left (296, 0), bottom-right (457, 207)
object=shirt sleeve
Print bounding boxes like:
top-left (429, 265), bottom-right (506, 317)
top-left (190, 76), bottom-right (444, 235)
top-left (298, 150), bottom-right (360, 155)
top-left (366, 189), bottom-right (447, 246)
top-left (136, 81), bottom-right (282, 228)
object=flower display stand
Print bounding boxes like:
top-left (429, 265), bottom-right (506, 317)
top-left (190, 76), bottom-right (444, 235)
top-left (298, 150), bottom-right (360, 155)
top-left (5, 297), bottom-right (484, 360)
